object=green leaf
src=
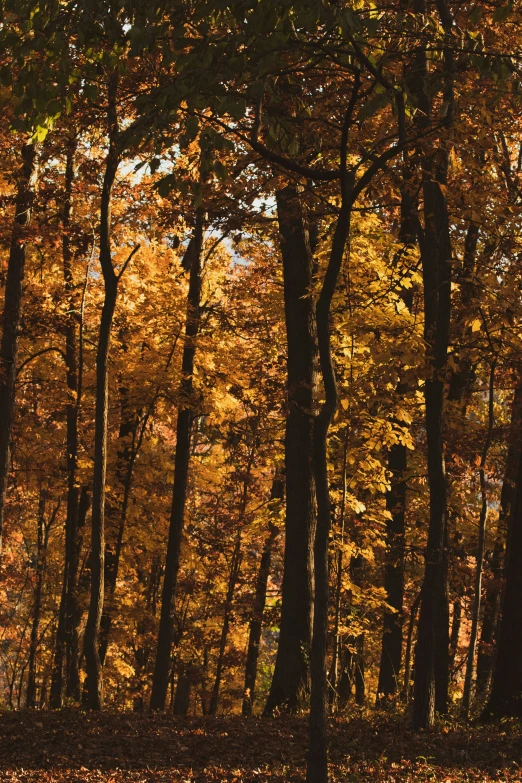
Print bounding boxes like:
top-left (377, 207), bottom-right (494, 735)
top-left (33, 125), bottom-right (48, 143)
top-left (493, 4), bottom-right (511, 21)
top-left (287, 137), bottom-right (299, 156)
top-left (469, 6), bottom-right (483, 24)
top-left (358, 91), bottom-right (389, 123)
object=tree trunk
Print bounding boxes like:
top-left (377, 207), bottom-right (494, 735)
top-left (242, 478), bottom-right (282, 716)
top-left (377, 441), bottom-right (407, 703)
top-left (83, 74), bottom-right (131, 709)
top-left (449, 597), bottom-right (462, 676)
top-left (50, 139), bottom-right (80, 708)
top-left (483, 415), bottom-right (522, 718)
top-left (67, 485), bottom-right (91, 700)
top-left (412, 165), bottom-right (453, 728)
top-left (434, 527), bottom-right (450, 716)
top-left (407, 0), bottom-right (453, 730)
top-left (209, 531), bottom-right (242, 716)
top-left (0, 143), bottom-right (39, 554)
top-left (99, 385), bottom-right (141, 666)
top-left (462, 362), bottom-right (495, 715)
top-left (150, 210), bottom-right (204, 711)
top-left (329, 431), bottom-right (348, 712)
top-left (264, 186), bottom-right (317, 715)
top-left (173, 663), bottom-right (193, 716)
top-left (477, 379), bottom-right (522, 696)
top-left (26, 489), bottom-right (48, 708)
top-left (376, 158), bottom-right (417, 707)
top-left (307, 171), bottom-right (352, 783)
top-left (401, 592), bottom-right (421, 702)
top-left (337, 646), bottom-right (354, 710)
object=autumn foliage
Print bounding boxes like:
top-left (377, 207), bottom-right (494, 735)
top-left (0, 1), bottom-right (521, 781)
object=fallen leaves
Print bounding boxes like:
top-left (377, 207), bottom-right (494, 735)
top-left (0, 712), bottom-right (521, 783)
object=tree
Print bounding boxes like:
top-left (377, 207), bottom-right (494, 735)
top-left (0, 142), bottom-right (39, 553)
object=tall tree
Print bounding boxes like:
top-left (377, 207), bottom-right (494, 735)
top-left (0, 142), bottom-right (39, 553)
top-left (83, 74), bottom-right (139, 709)
top-left (263, 186), bottom-right (317, 715)
top-left (50, 137), bottom-right (82, 708)
top-left (412, 0), bottom-right (454, 729)
top-left (484, 395), bottom-right (522, 718)
top-left (150, 209), bottom-right (204, 711)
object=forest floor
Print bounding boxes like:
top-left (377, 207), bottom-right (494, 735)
top-left (0, 709), bottom-right (521, 782)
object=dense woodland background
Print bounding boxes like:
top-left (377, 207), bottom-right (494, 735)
top-left (0, 1), bottom-right (522, 781)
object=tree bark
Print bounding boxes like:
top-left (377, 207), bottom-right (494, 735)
top-left (376, 147), bottom-right (417, 707)
top-left (406, 0), bottom-right (453, 729)
top-left (26, 490), bottom-right (49, 708)
top-left (449, 597), bottom-right (462, 676)
top-left (50, 139), bottom-right (80, 708)
top-left (264, 186), bottom-right (317, 716)
top-left (412, 168), bottom-right (452, 728)
top-left (462, 361), bottom-right (495, 715)
top-left (0, 143), bottom-right (39, 554)
top-left (329, 431), bottom-right (348, 712)
top-left (83, 74), bottom-right (135, 709)
top-left (242, 477), bottom-right (282, 716)
top-left (150, 210), bottom-right (204, 711)
top-left (67, 485), bottom-right (91, 700)
top-left (476, 378), bottom-right (522, 696)
top-left (483, 400), bottom-right (522, 718)
top-left (401, 591), bottom-right (421, 702)
top-left (377, 440), bottom-right (407, 703)
top-left (99, 385), bottom-right (141, 666)
top-left (209, 530), bottom-right (242, 715)
top-left (307, 170), bottom-right (352, 783)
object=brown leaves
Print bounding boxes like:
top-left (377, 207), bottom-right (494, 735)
top-left (1, 712), bottom-right (521, 783)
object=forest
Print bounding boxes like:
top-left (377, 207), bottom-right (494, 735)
top-left (0, 1), bottom-right (521, 782)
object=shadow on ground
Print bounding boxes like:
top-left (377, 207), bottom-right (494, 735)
top-left (0, 710), bottom-right (520, 781)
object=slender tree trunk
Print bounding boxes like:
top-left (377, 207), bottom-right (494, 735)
top-left (26, 490), bottom-right (48, 708)
top-left (264, 186), bottom-right (317, 715)
top-left (337, 646), bottom-right (354, 710)
top-left (173, 663), bottom-right (193, 715)
top-left (242, 477), bottom-right (282, 716)
top-left (462, 362), bottom-right (495, 715)
top-left (329, 431), bottom-right (348, 712)
top-left (50, 139), bottom-right (80, 708)
top-left (150, 210), bottom-right (204, 711)
top-left (477, 379), bottom-right (522, 696)
top-left (0, 143), bottom-right (39, 553)
top-left (377, 440), bottom-right (407, 703)
top-left (99, 387), bottom-right (141, 665)
top-left (209, 437), bottom-right (257, 715)
top-left (407, 0), bottom-right (453, 729)
top-left (83, 259), bottom-right (117, 710)
top-left (483, 397), bottom-right (522, 718)
top-left (209, 531), bottom-right (242, 715)
top-left (307, 170), bottom-right (352, 783)
top-left (434, 527), bottom-right (450, 716)
top-left (84, 74), bottom-right (135, 709)
top-left (354, 635), bottom-right (366, 706)
top-left (67, 485), bottom-right (91, 700)
top-left (402, 591), bottom-right (421, 702)
top-left (449, 597), bottom-right (462, 676)
top-left (376, 186), bottom-right (416, 705)
top-left (412, 166), bottom-right (452, 728)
